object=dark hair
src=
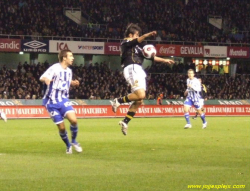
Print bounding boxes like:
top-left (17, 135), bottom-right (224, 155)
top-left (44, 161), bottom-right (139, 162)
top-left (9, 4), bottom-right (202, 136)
top-left (124, 23), bottom-right (142, 37)
top-left (58, 50), bottom-right (72, 62)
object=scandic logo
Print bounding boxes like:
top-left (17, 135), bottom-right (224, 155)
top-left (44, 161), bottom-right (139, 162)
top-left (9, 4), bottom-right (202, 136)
top-left (24, 40), bottom-right (46, 49)
top-left (78, 46), bottom-right (103, 50)
top-left (229, 49), bottom-right (247, 56)
top-left (0, 40), bottom-right (19, 50)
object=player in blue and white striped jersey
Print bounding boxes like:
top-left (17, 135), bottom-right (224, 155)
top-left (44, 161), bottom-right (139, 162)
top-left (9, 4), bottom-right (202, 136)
top-left (40, 50), bottom-right (82, 154)
top-left (183, 69), bottom-right (207, 129)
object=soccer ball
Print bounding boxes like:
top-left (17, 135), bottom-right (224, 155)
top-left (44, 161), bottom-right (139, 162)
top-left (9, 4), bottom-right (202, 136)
top-left (142, 44), bottom-right (157, 59)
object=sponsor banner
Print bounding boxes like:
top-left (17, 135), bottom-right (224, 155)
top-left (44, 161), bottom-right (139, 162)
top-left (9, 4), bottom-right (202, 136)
top-left (0, 99), bottom-right (249, 106)
top-left (116, 105), bottom-right (250, 117)
top-left (49, 40), bottom-right (104, 54)
top-left (155, 44), bottom-right (180, 57)
top-left (21, 40), bottom-right (49, 53)
top-left (204, 46), bottom-right (227, 57)
top-left (1, 105), bottom-right (250, 118)
top-left (0, 39), bottom-right (21, 52)
top-left (179, 45), bottom-right (204, 57)
top-left (104, 42), bottom-right (120, 55)
top-left (227, 47), bottom-right (250, 58)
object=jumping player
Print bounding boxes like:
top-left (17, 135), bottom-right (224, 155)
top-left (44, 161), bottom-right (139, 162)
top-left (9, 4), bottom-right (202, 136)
top-left (183, 69), bottom-right (207, 129)
top-left (110, 23), bottom-right (174, 135)
top-left (40, 50), bottom-right (82, 154)
top-left (193, 78), bottom-right (207, 119)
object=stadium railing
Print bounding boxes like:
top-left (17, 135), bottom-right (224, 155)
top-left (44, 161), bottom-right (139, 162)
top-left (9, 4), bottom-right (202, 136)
top-left (0, 34), bottom-right (249, 46)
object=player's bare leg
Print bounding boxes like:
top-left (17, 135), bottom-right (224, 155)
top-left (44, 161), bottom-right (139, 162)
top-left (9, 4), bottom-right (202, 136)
top-left (196, 108), bottom-right (207, 129)
top-left (66, 112), bottom-right (82, 152)
top-left (57, 122), bottom-right (72, 154)
top-left (184, 105), bottom-right (192, 129)
top-left (119, 100), bottom-right (142, 135)
top-left (193, 107), bottom-right (204, 119)
top-left (111, 89), bottom-right (145, 113)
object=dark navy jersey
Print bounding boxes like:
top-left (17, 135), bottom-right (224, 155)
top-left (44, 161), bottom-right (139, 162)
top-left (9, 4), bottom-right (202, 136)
top-left (120, 38), bottom-right (150, 68)
top-left (200, 84), bottom-right (207, 99)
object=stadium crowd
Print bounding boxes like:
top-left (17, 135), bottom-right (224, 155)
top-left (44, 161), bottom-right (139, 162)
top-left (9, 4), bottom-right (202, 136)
top-left (0, 62), bottom-right (250, 100)
top-left (0, 0), bottom-right (249, 43)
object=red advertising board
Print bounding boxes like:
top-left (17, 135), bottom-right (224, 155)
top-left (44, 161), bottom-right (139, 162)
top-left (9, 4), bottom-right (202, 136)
top-left (104, 42), bottom-right (120, 55)
top-left (179, 45), bottom-right (203, 57)
top-left (155, 44), bottom-right (180, 57)
top-left (0, 39), bottom-right (21, 52)
top-left (1, 105), bottom-right (250, 118)
top-left (227, 47), bottom-right (249, 58)
top-left (155, 45), bottom-right (203, 57)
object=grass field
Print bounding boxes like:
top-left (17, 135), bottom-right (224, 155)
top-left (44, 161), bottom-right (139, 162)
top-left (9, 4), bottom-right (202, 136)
top-left (0, 117), bottom-right (249, 191)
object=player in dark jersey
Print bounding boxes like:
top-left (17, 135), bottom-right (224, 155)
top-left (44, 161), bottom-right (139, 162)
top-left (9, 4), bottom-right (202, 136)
top-left (110, 23), bottom-right (174, 135)
top-left (193, 78), bottom-right (207, 119)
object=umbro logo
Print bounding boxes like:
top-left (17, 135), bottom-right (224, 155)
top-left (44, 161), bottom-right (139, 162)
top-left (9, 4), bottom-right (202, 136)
top-left (24, 40), bottom-right (46, 49)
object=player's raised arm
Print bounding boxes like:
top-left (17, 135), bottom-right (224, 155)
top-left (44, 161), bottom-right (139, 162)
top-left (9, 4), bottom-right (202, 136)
top-left (137, 31), bottom-right (157, 43)
top-left (123, 23), bottom-right (156, 46)
top-left (154, 56), bottom-right (175, 64)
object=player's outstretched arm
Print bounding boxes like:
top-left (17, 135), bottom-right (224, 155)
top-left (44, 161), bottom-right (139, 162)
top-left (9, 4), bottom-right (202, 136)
top-left (71, 80), bottom-right (80, 87)
top-left (154, 56), bottom-right (175, 64)
top-left (137, 31), bottom-right (157, 43)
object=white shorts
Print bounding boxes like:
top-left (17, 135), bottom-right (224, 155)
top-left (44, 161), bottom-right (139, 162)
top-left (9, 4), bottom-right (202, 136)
top-left (200, 99), bottom-right (204, 107)
top-left (123, 64), bottom-right (147, 93)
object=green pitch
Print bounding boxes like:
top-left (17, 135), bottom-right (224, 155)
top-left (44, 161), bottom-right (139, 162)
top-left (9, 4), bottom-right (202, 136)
top-left (0, 117), bottom-right (249, 191)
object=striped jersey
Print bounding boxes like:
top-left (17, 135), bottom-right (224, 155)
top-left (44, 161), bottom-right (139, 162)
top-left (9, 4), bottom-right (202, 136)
top-left (186, 77), bottom-right (201, 102)
top-left (40, 63), bottom-right (72, 105)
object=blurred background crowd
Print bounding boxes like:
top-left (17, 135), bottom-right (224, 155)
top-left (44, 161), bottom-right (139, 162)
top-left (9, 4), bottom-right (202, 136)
top-left (0, 0), bottom-right (249, 43)
top-left (0, 61), bottom-right (249, 100)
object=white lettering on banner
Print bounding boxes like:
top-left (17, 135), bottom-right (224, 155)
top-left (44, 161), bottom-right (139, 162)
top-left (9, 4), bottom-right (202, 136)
top-left (236, 107), bottom-right (245, 113)
top-left (207, 107), bottom-right (235, 113)
top-left (23, 48), bottom-right (46, 52)
top-left (0, 101), bottom-right (15, 106)
top-left (108, 46), bottom-right (120, 51)
top-left (138, 107), bottom-right (151, 113)
top-left (229, 49), bottom-right (247, 56)
top-left (180, 47), bottom-right (203, 55)
top-left (246, 107), bottom-right (250, 113)
top-left (75, 108), bottom-right (107, 114)
top-left (119, 108), bottom-right (128, 114)
top-left (14, 108), bottom-right (44, 115)
top-left (1, 107), bottom-right (45, 116)
top-left (218, 100), bottom-right (243, 105)
top-left (159, 46), bottom-right (175, 54)
top-left (0, 41), bottom-right (19, 49)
